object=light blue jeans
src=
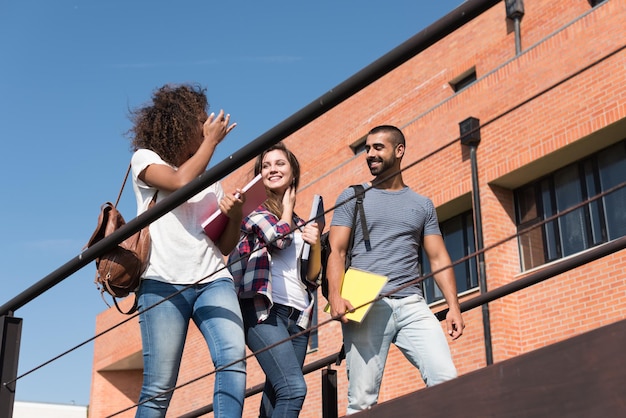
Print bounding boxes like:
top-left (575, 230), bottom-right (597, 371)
top-left (135, 278), bottom-right (246, 418)
top-left (342, 294), bottom-right (457, 414)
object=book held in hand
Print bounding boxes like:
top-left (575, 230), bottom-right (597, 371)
top-left (201, 173), bottom-right (267, 242)
top-left (324, 268), bottom-right (388, 323)
top-left (300, 195), bottom-right (325, 282)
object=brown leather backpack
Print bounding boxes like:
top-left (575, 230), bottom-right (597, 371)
top-left (85, 164), bottom-right (156, 314)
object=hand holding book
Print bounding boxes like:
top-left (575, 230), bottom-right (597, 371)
top-left (300, 195), bottom-right (325, 282)
top-left (202, 174), bottom-right (267, 242)
top-left (324, 268), bottom-right (388, 322)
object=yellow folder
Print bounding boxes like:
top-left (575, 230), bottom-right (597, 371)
top-left (324, 268), bottom-right (388, 322)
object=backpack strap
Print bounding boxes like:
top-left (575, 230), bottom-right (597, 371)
top-left (351, 184), bottom-right (370, 251)
top-left (345, 184), bottom-right (370, 267)
top-left (115, 162), bottom-right (132, 208)
top-left (335, 184), bottom-right (369, 367)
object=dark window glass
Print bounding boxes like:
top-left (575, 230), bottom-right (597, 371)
top-left (584, 160), bottom-right (605, 245)
top-left (554, 165), bottom-right (587, 256)
top-left (515, 140), bottom-right (626, 271)
top-left (541, 179), bottom-right (559, 260)
top-left (421, 210), bottom-right (478, 304)
top-left (598, 144), bottom-right (626, 239)
top-left (452, 71), bottom-right (477, 92)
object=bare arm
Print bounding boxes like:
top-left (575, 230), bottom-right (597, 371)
top-left (139, 110), bottom-right (235, 191)
top-left (326, 225), bottom-right (355, 323)
top-left (215, 190), bottom-right (245, 255)
top-left (302, 222), bottom-right (321, 281)
top-left (423, 234), bottom-right (465, 339)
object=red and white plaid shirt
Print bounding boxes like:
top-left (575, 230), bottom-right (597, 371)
top-left (228, 207), bottom-right (318, 328)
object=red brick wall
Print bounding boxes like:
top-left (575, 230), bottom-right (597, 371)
top-left (90, 298), bottom-right (142, 418)
top-left (90, 1), bottom-right (626, 416)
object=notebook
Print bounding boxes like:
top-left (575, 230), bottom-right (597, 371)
top-left (300, 195), bottom-right (325, 280)
top-left (201, 173), bottom-right (267, 242)
top-left (324, 267), bottom-right (388, 323)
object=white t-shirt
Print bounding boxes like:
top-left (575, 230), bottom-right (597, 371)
top-left (270, 232), bottom-right (309, 311)
top-left (131, 149), bottom-right (232, 285)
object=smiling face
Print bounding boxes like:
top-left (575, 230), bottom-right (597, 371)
top-left (260, 149), bottom-right (294, 194)
top-left (365, 130), bottom-right (404, 177)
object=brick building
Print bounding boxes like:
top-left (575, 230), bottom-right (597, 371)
top-left (89, 0), bottom-right (626, 416)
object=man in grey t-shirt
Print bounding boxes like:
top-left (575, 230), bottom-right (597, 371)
top-left (326, 125), bottom-right (465, 415)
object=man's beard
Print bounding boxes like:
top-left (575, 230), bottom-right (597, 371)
top-left (367, 157), bottom-right (393, 176)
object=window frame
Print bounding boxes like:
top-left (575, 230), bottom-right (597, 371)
top-left (514, 139), bottom-right (626, 271)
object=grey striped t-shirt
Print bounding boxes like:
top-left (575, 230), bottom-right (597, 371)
top-left (330, 183), bottom-right (441, 298)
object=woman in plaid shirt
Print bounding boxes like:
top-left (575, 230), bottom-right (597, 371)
top-left (228, 142), bottom-right (322, 417)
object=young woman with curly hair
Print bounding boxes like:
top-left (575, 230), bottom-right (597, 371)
top-left (128, 83), bottom-right (246, 418)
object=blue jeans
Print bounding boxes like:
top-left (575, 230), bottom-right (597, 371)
top-left (342, 294), bottom-right (457, 414)
top-left (241, 299), bottom-right (309, 418)
top-left (135, 278), bottom-right (246, 418)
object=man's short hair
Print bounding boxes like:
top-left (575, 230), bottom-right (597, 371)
top-left (368, 125), bottom-right (405, 147)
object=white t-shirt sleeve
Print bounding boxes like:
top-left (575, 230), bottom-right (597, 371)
top-left (130, 149), bottom-right (232, 284)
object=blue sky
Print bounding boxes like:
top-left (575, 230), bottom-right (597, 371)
top-left (0, 0), bottom-right (464, 406)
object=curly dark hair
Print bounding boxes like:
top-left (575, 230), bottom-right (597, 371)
top-left (127, 83), bottom-right (209, 167)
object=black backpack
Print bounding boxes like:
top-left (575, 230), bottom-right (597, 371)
top-left (320, 184), bottom-right (370, 298)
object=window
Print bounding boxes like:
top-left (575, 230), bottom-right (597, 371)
top-left (350, 135), bottom-right (367, 155)
top-left (515, 140), bottom-right (626, 271)
top-left (449, 68), bottom-right (477, 93)
top-left (588, 0), bottom-right (607, 7)
top-left (420, 210), bottom-right (479, 304)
